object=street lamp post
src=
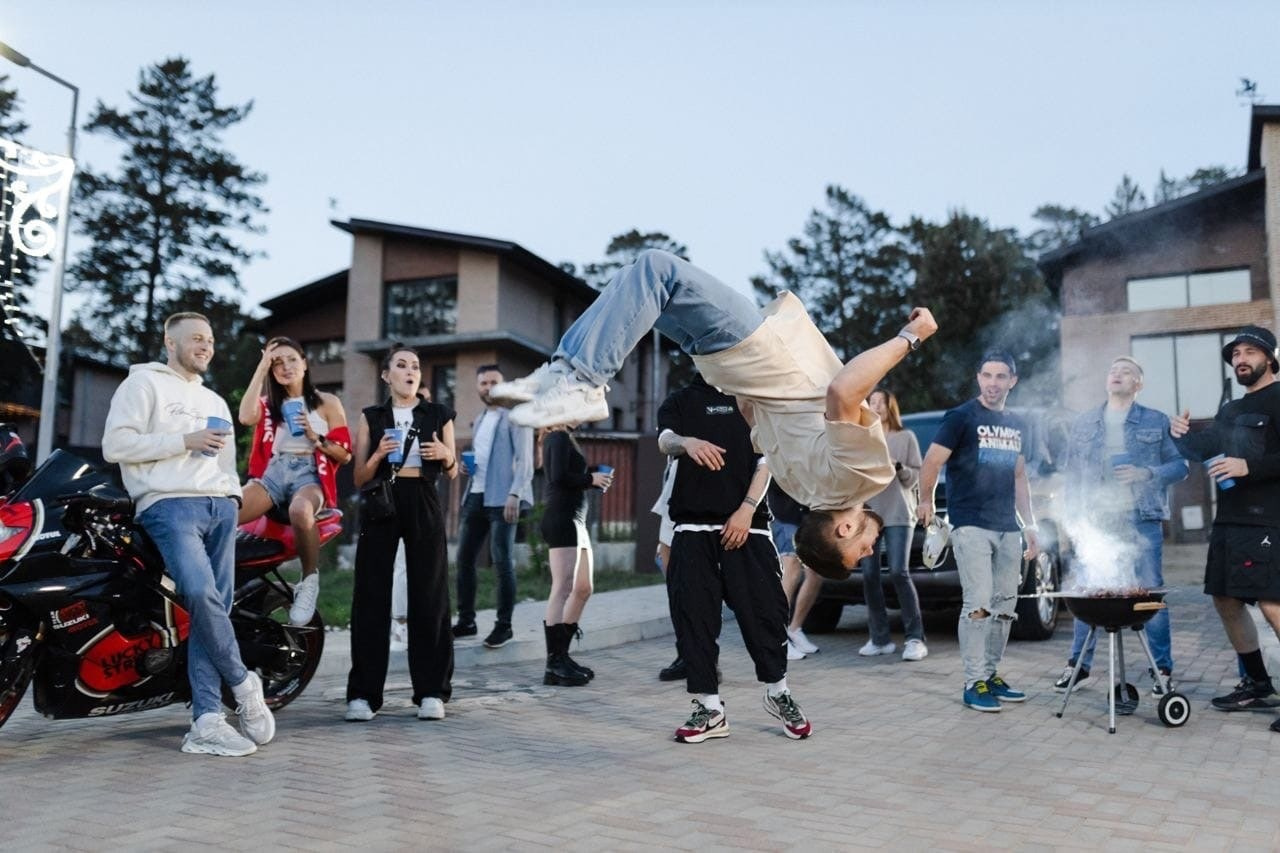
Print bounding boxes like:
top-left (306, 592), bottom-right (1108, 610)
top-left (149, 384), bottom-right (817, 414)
top-left (0, 40), bottom-right (78, 464)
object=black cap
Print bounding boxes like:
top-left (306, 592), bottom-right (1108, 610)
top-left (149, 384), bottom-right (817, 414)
top-left (977, 349), bottom-right (1017, 376)
top-left (1221, 325), bottom-right (1279, 373)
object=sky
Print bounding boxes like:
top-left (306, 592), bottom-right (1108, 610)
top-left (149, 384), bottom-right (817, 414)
top-left (5, 1), bottom-right (1280, 326)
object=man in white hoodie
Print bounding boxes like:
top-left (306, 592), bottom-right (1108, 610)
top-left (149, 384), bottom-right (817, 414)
top-left (103, 312), bottom-right (275, 757)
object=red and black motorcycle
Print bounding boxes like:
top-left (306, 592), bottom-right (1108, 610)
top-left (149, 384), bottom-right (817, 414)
top-left (0, 432), bottom-right (339, 730)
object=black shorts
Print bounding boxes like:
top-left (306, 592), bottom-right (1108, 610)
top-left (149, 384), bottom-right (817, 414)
top-left (1205, 524), bottom-right (1280, 603)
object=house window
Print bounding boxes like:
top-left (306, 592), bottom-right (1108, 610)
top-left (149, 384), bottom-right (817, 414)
top-left (384, 276), bottom-right (458, 338)
top-left (431, 365), bottom-right (456, 413)
top-left (303, 339), bottom-right (344, 365)
top-left (1131, 331), bottom-right (1242, 419)
top-left (1127, 268), bottom-right (1251, 312)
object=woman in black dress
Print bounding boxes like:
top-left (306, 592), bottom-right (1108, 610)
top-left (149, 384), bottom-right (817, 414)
top-left (540, 425), bottom-right (612, 685)
top-left (345, 345), bottom-right (459, 722)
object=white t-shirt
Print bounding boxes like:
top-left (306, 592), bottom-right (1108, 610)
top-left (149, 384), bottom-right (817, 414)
top-left (469, 408), bottom-right (500, 493)
top-left (392, 405), bottom-right (422, 469)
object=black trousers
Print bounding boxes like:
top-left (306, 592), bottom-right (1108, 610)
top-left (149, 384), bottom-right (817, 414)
top-left (347, 478), bottom-right (454, 709)
top-left (666, 529), bottom-right (789, 695)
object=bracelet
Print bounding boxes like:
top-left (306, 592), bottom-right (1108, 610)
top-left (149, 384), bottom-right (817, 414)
top-left (443, 458), bottom-right (456, 471)
top-left (742, 496), bottom-right (759, 508)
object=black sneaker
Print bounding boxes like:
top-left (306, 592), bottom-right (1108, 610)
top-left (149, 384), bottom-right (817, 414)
top-left (1053, 665), bottom-right (1090, 692)
top-left (1211, 676), bottom-right (1280, 712)
top-left (1270, 716), bottom-right (1280, 733)
top-left (483, 624), bottom-right (514, 649)
top-left (659, 657), bottom-right (686, 681)
top-left (451, 621), bottom-right (478, 638)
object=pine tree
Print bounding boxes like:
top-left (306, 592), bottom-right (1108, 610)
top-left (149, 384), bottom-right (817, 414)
top-left (67, 57), bottom-right (266, 362)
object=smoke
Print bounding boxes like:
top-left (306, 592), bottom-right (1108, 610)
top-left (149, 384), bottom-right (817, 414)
top-left (1062, 515), bottom-right (1143, 593)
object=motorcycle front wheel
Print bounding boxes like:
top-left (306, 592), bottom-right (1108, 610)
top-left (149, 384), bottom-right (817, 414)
top-left (0, 622), bottom-right (37, 730)
top-left (225, 583), bottom-right (325, 712)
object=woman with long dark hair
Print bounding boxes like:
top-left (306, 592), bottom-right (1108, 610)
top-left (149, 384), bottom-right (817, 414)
top-left (239, 336), bottom-right (351, 626)
top-left (859, 388), bottom-right (927, 662)
top-left (345, 345), bottom-right (459, 722)
top-left (540, 424), bottom-right (612, 685)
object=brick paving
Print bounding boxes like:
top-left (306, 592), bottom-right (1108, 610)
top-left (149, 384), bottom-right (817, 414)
top-left (3, 545), bottom-right (1280, 850)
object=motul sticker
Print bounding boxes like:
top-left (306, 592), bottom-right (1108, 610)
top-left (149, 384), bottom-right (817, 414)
top-left (51, 602), bottom-right (93, 631)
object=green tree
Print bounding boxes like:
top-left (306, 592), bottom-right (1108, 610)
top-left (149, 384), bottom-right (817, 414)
top-left (67, 57), bottom-right (266, 363)
top-left (1026, 204), bottom-right (1099, 256)
top-left (1104, 174), bottom-right (1147, 220)
top-left (901, 211), bottom-right (1058, 411)
top-left (752, 185), bottom-right (910, 363)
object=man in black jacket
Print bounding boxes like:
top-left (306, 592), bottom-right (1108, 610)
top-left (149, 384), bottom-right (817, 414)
top-left (1171, 325), bottom-right (1280, 730)
top-left (658, 375), bottom-right (813, 743)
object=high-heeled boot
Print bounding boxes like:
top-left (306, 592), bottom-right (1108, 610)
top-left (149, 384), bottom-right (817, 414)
top-left (562, 622), bottom-right (594, 680)
top-left (543, 622), bottom-right (588, 686)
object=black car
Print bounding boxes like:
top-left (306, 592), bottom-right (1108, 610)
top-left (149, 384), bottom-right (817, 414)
top-left (802, 407), bottom-right (1071, 641)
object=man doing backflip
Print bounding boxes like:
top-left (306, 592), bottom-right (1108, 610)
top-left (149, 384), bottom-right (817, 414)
top-left (491, 250), bottom-right (936, 578)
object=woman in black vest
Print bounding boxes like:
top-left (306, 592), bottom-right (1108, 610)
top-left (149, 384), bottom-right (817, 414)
top-left (346, 345), bottom-right (459, 722)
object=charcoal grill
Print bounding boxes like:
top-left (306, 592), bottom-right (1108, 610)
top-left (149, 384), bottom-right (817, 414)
top-left (1053, 589), bottom-right (1190, 733)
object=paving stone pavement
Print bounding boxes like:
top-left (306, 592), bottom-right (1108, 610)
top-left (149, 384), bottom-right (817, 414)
top-left (3, 544), bottom-right (1280, 851)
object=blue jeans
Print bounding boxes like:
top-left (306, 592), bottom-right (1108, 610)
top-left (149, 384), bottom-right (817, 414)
top-left (555, 250), bottom-right (763, 386)
top-left (952, 526), bottom-right (1023, 688)
top-left (859, 525), bottom-right (925, 645)
top-left (454, 492), bottom-right (518, 626)
top-left (138, 497), bottom-right (246, 720)
top-left (1068, 517), bottom-right (1171, 673)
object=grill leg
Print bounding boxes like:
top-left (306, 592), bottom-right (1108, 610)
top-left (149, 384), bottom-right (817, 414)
top-left (1133, 626), bottom-right (1166, 690)
top-left (1108, 630), bottom-right (1117, 734)
top-left (1056, 625), bottom-right (1096, 719)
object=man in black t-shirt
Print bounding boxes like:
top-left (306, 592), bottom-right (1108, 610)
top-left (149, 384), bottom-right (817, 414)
top-left (919, 351), bottom-right (1039, 714)
top-left (658, 375), bottom-right (812, 743)
top-left (1171, 325), bottom-right (1280, 730)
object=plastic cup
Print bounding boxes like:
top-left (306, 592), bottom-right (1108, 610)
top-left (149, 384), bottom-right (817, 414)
top-left (203, 416), bottom-right (231, 458)
top-left (281, 399), bottom-right (307, 437)
top-left (384, 428), bottom-right (406, 465)
top-left (1110, 452), bottom-right (1132, 470)
top-left (1205, 453), bottom-right (1236, 490)
top-left (596, 464), bottom-right (614, 492)
top-left (461, 450), bottom-right (476, 475)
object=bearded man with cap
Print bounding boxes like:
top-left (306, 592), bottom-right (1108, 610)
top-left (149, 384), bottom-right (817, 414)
top-left (1171, 325), bottom-right (1280, 732)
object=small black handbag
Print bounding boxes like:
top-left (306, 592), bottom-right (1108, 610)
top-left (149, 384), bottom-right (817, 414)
top-left (359, 424), bottom-right (418, 522)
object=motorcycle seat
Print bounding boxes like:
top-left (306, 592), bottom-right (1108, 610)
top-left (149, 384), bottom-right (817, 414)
top-left (234, 529), bottom-right (286, 563)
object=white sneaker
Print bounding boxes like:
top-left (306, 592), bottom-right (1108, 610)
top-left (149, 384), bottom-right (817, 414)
top-left (787, 627), bottom-right (819, 655)
top-left (233, 671), bottom-right (276, 745)
top-left (509, 375), bottom-right (609, 429)
top-left (345, 699), bottom-right (376, 722)
top-left (181, 712), bottom-right (257, 757)
top-left (418, 697), bottom-right (445, 720)
top-left (289, 574), bottom-right (320, 626)
top-left (902, 639), bottom-right (929, 661)
top-left (488, 362), bottom-right (567, 404)
top-left (858, 640), bottom-right (897, 657)
top-left (786, 640), bottom-right (807, 661)
top-left (389, 620), bottom-right (408, 652)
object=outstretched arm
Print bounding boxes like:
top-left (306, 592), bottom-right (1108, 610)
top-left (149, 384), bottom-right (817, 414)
top-left (826, 308), bottom-right (938, 422)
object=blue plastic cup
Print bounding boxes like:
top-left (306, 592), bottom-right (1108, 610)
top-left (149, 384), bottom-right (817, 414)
top-left (596, 464), bottom-right (614, 492)
top-left (461, 450), bottom-right (476, 475)
top-left (384, 428), bottom-right (405, 465)
top-left (203, 416), bottom-right (232, 458)
top-left (1205, 453), bottom-right (1236, 490)
top-left (281, 399), bottom-right (307, 437)
top-left (1110, 452), bottom-right (1132, 470)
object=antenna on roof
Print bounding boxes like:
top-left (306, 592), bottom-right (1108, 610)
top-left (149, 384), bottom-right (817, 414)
top-left (1237, 78), bottom-right (1263, 106)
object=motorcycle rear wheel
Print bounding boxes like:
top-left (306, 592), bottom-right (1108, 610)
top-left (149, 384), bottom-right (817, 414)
top-left (224, 585), bottom-right (325, 712)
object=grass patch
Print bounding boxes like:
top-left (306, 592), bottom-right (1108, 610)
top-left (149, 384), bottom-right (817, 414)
top-left (312, 548), bottom-right (661, 629)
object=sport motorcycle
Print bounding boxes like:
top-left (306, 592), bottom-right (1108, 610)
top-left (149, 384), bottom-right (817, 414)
top-left (0, 441), bottom-right (338, 730)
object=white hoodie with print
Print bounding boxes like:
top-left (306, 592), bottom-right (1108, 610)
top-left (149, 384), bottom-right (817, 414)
top-left (102, 362), bottom-right (242, 514)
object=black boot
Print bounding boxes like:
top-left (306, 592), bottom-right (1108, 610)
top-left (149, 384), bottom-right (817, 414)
top-left (659, 656), bottom-right (687, 681)
top-left (562, 622), bottom-right (594, 680)
top-left (543, 622), bottom-right (588, 686)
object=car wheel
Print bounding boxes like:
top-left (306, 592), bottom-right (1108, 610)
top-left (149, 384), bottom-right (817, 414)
top-left (803, 601), bottom-right (844, 634)
top-left (1011, 547), bottom-right (1060, 641)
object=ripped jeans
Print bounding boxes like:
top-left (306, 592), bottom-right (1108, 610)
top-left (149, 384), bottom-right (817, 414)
top-left (953, 526), bottom-right (1023, 688)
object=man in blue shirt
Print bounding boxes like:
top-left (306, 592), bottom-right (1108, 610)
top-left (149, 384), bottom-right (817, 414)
top-left (919, 351), bottom-right (1039, 713)
top-left (1054, 356), bottom-right (1187, 699)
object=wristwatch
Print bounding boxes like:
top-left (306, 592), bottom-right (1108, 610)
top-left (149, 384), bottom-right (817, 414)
top-left (897, 330), bottom-right (921, 352)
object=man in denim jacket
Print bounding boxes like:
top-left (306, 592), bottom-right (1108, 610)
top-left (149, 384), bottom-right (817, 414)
top-left (1054, 356), bottom-right (1187, 697)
